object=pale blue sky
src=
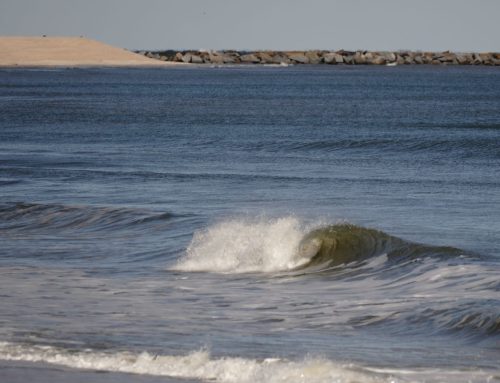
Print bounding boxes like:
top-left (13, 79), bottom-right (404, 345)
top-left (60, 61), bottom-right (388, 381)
top-left (0, 0), bottom-right (498, 51)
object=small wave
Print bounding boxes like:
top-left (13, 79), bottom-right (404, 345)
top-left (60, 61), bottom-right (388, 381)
top-left (0, 179), bottom-right (22, 186)
top-left (172, 217), bottom-right (466, 274)
top-left (0, 202), bottom-right (175, 233)
top-left (2, 341), bottom-right (494, 383)
top-left (0, 342), bottom-right (387, 383)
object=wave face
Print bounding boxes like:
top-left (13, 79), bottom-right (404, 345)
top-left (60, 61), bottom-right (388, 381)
top-left (173, 218), bottom-right (466, 273)
top-left (1, 342), bottom-right (495, 383)
top-left (0, 202), bottom-right (175, 233)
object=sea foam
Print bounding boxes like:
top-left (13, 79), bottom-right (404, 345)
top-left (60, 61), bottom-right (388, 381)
top-left (1, 342), bottom-right (494, 383)
top-left (172, 216), bottom-right (313, 273)
top-left (0, 341), bottom-right (396, 383)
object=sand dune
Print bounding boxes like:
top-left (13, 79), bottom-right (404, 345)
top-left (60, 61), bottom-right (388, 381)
top-left (0, 36), bottom-right (181, 67)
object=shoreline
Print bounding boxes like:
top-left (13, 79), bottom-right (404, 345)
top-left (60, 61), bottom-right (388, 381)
top-left (139, 49), bottom-right (500, 66)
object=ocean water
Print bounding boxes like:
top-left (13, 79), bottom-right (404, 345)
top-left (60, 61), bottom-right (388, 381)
top-left (0, 65), bottom-right (499, 383)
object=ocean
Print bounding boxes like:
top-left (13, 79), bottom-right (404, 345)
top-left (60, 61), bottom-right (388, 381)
top-left (0, 65), bottom-right (499, 382)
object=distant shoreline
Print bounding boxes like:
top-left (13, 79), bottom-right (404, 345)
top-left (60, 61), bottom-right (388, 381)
top-left (1, 36), bottom-right (498, 68)
top-left (138, 49), bottom-right (500, 66)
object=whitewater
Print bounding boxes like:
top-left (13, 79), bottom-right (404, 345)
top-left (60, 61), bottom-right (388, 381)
top-left (0, 65), bottom-right (499, 382)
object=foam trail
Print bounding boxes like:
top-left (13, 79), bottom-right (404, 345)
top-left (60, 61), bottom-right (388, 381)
top-left (0, 342), bottom-right (397, 383)
top-left (172, 216), bottom-right (311, 273)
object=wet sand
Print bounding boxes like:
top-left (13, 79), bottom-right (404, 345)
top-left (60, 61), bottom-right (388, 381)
top-left (0, 360), bottom-right (193, 383)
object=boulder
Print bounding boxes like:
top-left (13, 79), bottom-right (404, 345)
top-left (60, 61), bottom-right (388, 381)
top-left (240, 53), bottom-right (260, 63)
top-left (323, 52), bottom-right (337, 64)
top-left (413, 55), bottom-right (423, 64)
top-left (404, 56), bottom-right (414, 64)
top-left (353, 52), bottom-right (367, 64)
top-left (256, 51), bottom-right (274, 63)
top-left (343, 55), bottom-right (354, 64)
top-left (270, 54), bottom-right (290, 64)
top-left (190, 54), bottom-right (204, 64)
top-left (383, 52), bottom-right (396, 62)
top-left (456, 54), bottom-right (469, 65)
top-left (287, 52), bottom-right (309, 64)
top-left (174, 52), bottom-right (184, 62)
top-left (207, 52), bottom-right (225, 64)
top-left (334, 53), bottom-right (344, 64)
top-left (305, 51), bottom-right (321, 64)
top-left (371, 55), bottom-right (386, 65)
top-left (181, 53), bottom-right (192, 63)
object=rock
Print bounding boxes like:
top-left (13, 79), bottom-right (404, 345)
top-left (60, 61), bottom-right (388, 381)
top-left (181, 53), bottom-right (192, 63)
top-left (396, 55), bottom-right (405, 65)
top-left (256, 52), bottom-right (274, 63)
top-left (207, 51), bottom-right (224, 64)
top-left (473, 53), bottom-right (483, 65)
top-left (353, 52), bottom-right (366, 64)
top-left (413, 55), bottom-right (423, 64)
top-left (190, 54), bottom-right (204, 64)
top-left (404, 56), bottom-right (414, 64)
top-left (323, 52), bottom-right (337, 64)
top-left (383, 52), bottom-right (396, 62)
top-left (305, 51), bottom-right (321, 64)
top-left (240, 53), bottom-right (260, 63)
top-left (479, 52), bottom-right (493, 65)
top-left (456, 54), bottom-right (469, 65)
top-left (174, 52), bottom-right (184, 62)
top-left (371, 55), bottom-right (386, 65)
top-left (343, 55), bottom-right (354, 64)
top-left (334, 53), bottom-right (344, 64)
top-left (270, 54), bottom-right (290, 64)
top-left (287, 52), bottom-right (309, 64)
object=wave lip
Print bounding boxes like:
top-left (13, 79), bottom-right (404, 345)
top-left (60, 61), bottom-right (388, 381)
top-left (172, 216), bottom-right (310, 273)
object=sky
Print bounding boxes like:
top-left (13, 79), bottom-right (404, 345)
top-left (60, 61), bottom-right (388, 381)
top-left (0, 0), bottom-right (499, 52)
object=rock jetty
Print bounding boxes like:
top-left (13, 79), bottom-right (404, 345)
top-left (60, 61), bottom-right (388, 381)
top-left (137, 49), bottom-right (500, 66)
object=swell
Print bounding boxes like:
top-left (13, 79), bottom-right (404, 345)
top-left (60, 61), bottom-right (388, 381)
top-left (0, 202), bottom-right (176, 233)
top-left (285, 137), bottom-right (499, 158)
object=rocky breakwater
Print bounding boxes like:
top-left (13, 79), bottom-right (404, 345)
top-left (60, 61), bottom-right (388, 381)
top-left (137, 49), bottom-right (500, 66)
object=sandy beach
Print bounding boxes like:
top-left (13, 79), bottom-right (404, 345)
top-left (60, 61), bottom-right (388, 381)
top-left (0, 36), bottom-right (182, 67)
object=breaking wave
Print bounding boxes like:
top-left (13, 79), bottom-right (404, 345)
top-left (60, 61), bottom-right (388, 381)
top-left (172, 216), bottom-right (466, 274)
top-left (0, 342), bottom-right (495, 383)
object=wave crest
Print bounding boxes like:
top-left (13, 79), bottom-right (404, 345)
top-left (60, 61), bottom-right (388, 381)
top-left (172, 216), bottom-right (310, 273)
top-left (173, 218), bottom-right (466, 274)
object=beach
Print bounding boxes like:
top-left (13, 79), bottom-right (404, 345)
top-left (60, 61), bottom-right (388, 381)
top-left (0, 36), bottom-right (183, 67)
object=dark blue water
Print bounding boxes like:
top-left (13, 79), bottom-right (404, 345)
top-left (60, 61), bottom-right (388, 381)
top-left (0, 66), bottom-right (499, 382)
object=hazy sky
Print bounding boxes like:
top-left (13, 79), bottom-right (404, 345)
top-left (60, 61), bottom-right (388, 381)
top-left (1, 0), bottom-right (498, 51)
